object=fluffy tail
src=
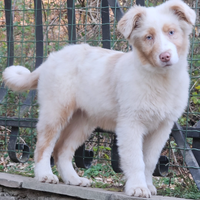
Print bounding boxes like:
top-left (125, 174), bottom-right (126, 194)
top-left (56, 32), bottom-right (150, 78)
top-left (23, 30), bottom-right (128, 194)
top-left (2, 65), bottom-right (40, 92)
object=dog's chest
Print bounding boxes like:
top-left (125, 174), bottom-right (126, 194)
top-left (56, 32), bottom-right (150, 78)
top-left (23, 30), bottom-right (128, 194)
top-left (135, 84), bottom-right (187, 123)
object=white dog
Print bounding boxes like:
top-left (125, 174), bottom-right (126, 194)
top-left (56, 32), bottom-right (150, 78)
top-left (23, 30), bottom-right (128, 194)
top-left (3, 0), bottom-right (195, 197)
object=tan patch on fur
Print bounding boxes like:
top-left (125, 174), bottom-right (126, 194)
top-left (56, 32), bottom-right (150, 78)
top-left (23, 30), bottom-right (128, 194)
top-left (147, 27), bottom-right (156, 37)
top-left (36, 100), bottom-right (76, 163)
top-left (117, 6), bottom-right (146, 39)
top-left (31, 71), bottom-right (39, 89)
top-left (53, 110), bottom-right (89, 163)
top-left (162, 23), bottom-right (188, 56)
top-left (162, 24), bottom-right (174, 33)
top-left (171, 5), bottom-right (192, 24)
top-left (162, 24), bottom-right (182, 55)
top-left (134, 27), bottom-right (158, 67)
top-left (35, 126), bottom-right (57, 163)
top-left (127, 13), bottom-right (143, 39)
top-left (53, 128), bottom-right (76, 163)
top-left (53, 126), bottom-right (70, 163)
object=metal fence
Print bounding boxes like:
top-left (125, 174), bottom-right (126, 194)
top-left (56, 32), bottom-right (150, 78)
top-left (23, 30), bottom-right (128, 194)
top-left (0, 0), bottom-right (200, 193)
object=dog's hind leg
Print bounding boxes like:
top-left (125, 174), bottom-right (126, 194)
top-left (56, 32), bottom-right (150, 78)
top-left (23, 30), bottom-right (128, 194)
top-left (53, 110), bottom-right (94, 186)
top-left (143, 121), bottom-right (173, 195)
top-left (34, 99), bottom-right (76, 184)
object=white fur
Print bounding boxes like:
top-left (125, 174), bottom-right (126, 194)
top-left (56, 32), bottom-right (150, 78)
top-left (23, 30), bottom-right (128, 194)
top-left (2, 0), bottom-right (195, 198)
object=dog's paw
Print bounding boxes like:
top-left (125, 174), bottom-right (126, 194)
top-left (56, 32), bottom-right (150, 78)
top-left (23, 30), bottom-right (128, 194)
top-left (65, 176), bottom-right (91, 187)
top-left (125, 185), bottom-right (151, 198)
top-left (35, 174), bottom-right (59, 184)
top-left (148, 184), bottom-right (157, 195)
top-left (80, 177), bottom-right (91, 187)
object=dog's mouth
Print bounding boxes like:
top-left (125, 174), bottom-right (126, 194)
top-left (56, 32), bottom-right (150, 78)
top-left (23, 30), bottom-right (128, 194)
top-left (162, 62), bottom-right (172, 67)
top-left (165, 63), bottom-right (172, 67)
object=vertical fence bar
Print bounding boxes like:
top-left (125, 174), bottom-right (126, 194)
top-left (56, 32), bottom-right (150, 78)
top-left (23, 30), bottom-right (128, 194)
top-left (101, 0), bottom-right (111, 49)
top-left (136, 0), bottom-right (145, 6)
top-left (18, 0), bottom-right (44, 117)
top-left (4, 0), bottom-right (14, 67)
top-left (7, 0), bottom-right (44, 163)
top-left (34, 0), bottom-right (43, 69)
top-left (0, 0), bottom-right (14, 102)
top-left (67, 0), bottom-right (76, 44)
top-left (107, 0), bottom-right (123, 22)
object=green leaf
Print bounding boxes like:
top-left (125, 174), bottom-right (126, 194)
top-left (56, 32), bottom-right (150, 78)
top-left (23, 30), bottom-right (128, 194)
top-left (105, 147), bottom-right (111, 151)
top-left (192, 92), bottom-right (198, 95)
top-left (93, 147), bottom-right (98, 152)
top-left (104, 153), bottom-right (110, 160)
top-left (195, 85), bottom-right (200, 90)
top-left (191, 97), bottom-right (198, 104)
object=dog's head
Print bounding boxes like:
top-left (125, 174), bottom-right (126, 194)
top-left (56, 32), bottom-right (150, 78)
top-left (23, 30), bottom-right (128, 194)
top-left (117, 0), bottom-right (196, 70)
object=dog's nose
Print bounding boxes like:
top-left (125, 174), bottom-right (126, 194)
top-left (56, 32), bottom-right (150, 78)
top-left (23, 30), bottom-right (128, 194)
top-left (159, 52), bottom-right (171, 62)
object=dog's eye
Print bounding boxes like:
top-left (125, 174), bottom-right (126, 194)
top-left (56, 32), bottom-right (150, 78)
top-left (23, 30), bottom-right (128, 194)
top-left (146, 35), bottom-right (153, 40)
top-left (169, 31), bottom-right (174, 35)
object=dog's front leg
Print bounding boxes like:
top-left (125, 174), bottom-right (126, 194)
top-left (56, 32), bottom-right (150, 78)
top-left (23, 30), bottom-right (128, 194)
top-left (143, 121), bottom-right (174, 195)
top-left (116, 120), bottom-right (151, 198)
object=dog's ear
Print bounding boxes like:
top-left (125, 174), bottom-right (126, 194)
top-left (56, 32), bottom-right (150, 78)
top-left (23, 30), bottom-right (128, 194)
top-left (168, 0), bottom-right (196, 26)
top-left (117, 6), bottom-right (146, 39)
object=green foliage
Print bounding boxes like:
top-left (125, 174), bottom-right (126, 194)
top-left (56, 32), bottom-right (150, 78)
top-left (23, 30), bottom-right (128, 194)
top-left (93, 145), bottom-right (111, 160)
top-left (156, 177), bottom-right (200, 199)
top-left (84, 163), bottom-right (116, 178)
top-left (91, 181), bottom-right (110, 188)
top-left (1, 159), bottom-right (35, 178)
top-left (145, 0), bottom-right (163, 6)
top-left (170, 141), bottom-right (177, 153)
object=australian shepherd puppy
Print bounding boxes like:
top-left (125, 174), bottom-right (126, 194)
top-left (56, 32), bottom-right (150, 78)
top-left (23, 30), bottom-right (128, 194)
top-left (3, 0), bottom-right (196, 197)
